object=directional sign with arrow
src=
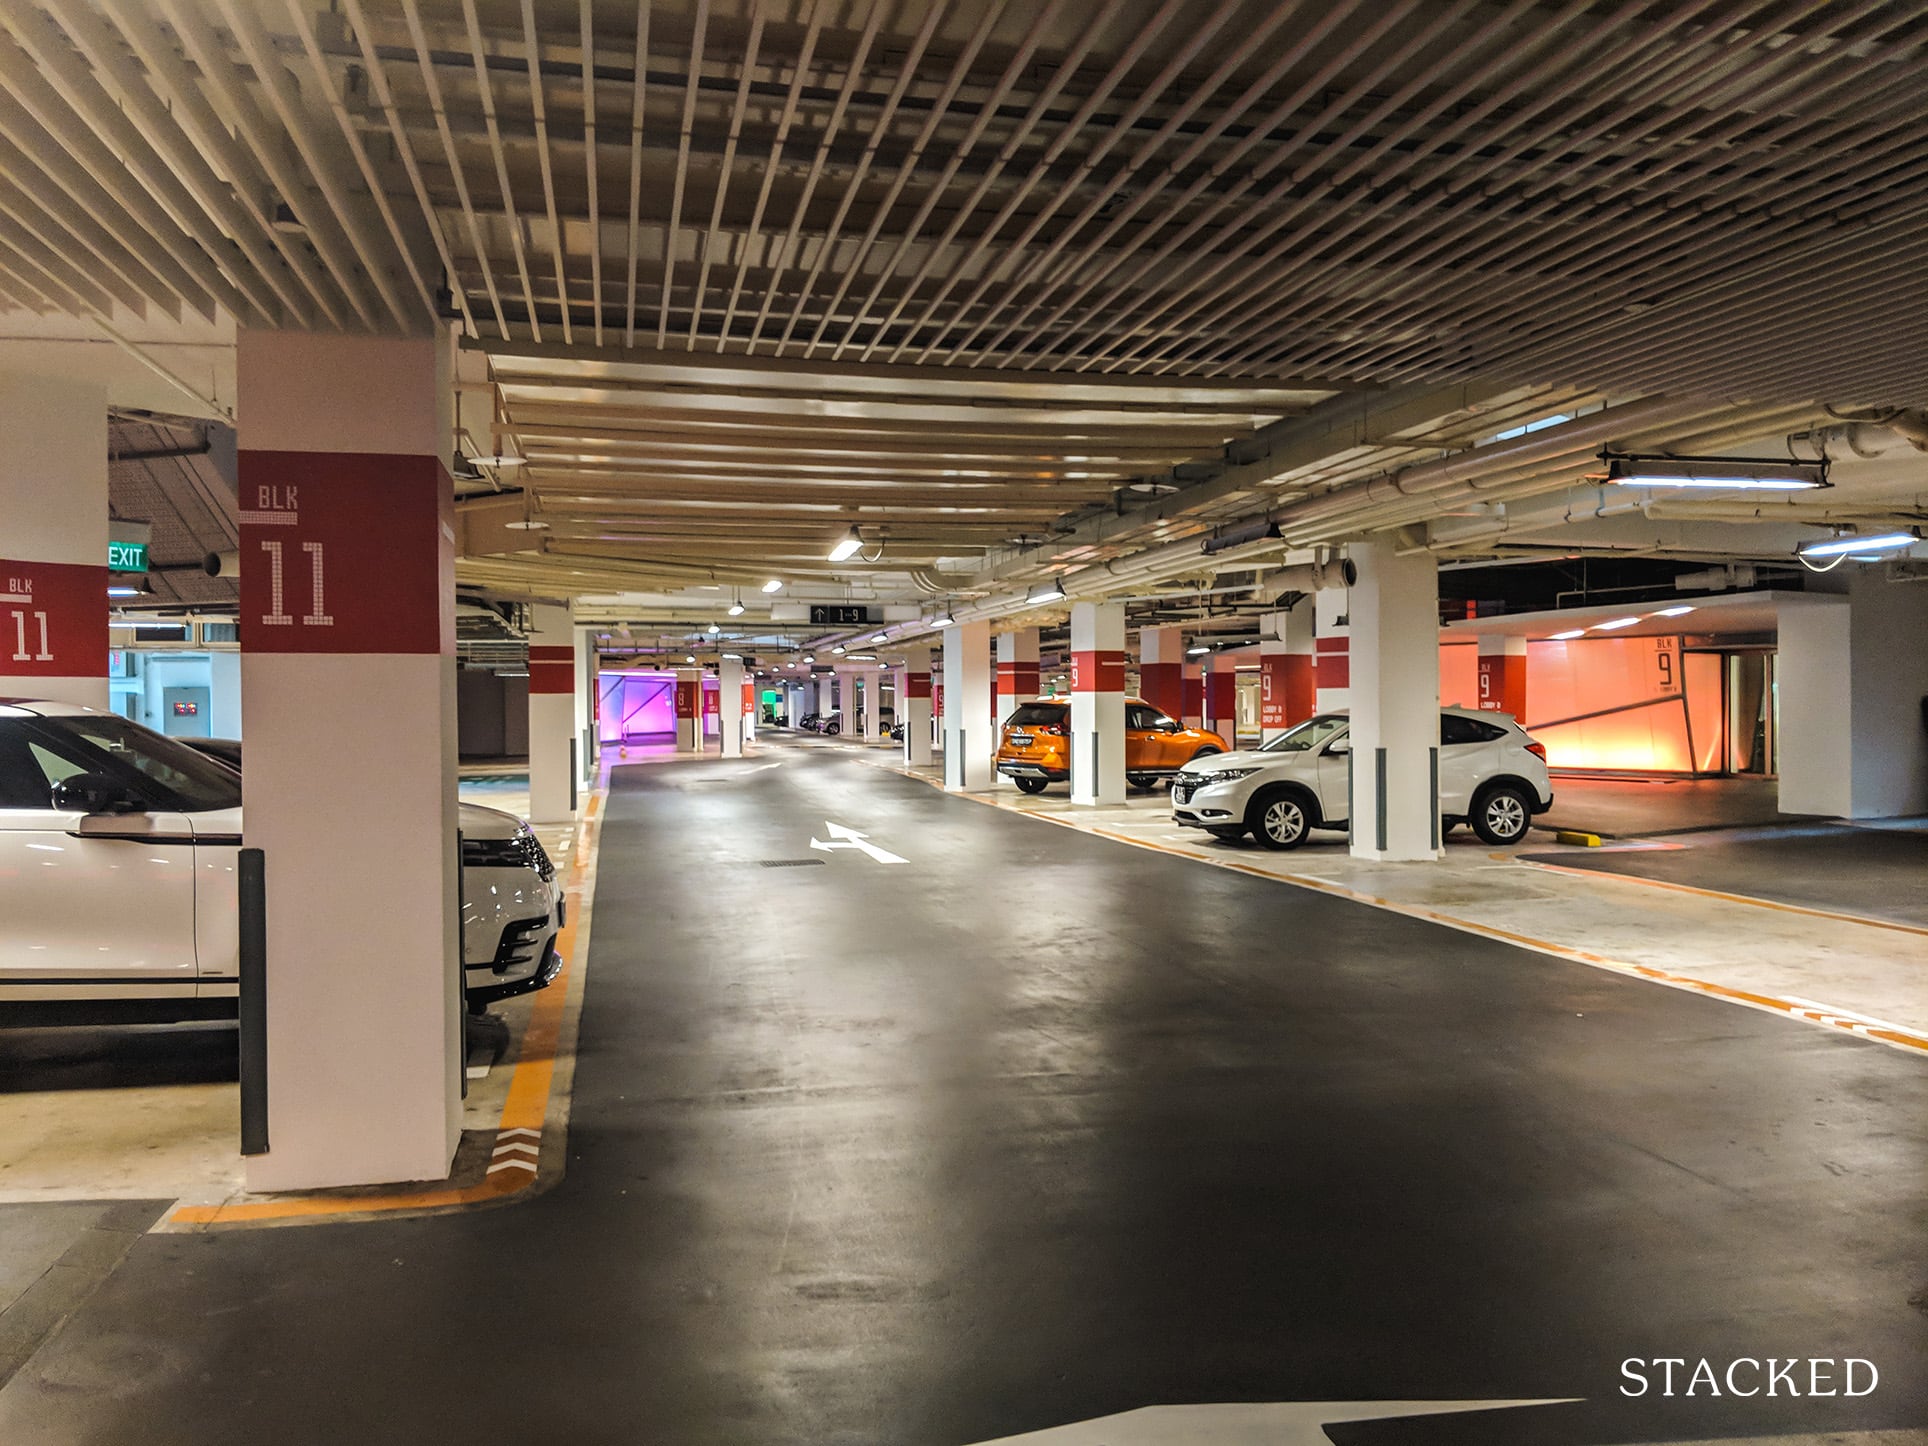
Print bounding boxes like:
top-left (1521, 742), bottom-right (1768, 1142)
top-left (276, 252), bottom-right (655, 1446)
top-left (809, 820), bottom-right (909, 864)
top-left (962, 1399), bottom-right (1578, 1444)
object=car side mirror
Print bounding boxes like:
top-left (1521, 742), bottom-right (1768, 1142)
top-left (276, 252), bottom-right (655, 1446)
top-left (1325, 739), bottom-right (1351, 756)
top-left (1158, 718), bottom-right (1180, 733)
top-left (51, 772), bottom-right (142, 815)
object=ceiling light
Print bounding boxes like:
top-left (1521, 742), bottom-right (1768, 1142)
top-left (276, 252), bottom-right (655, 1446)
top-left (707, 622), bottom-right (720, 634)
top-left (761, 579), bottom-right (784, 593)
top-left (1798, 529), bottom-right (1920, 559)
top-left (1593, 616), bottom-right (1641, 630)
top-left (872, 632), bottom-right (888, 642)
top-left (471, 454), bottom-right (526, 468)
top-left (685, 654), bottom-right (695, 663)
top-left (1653, 605), bottom-right (1696, 617)
top-left (831, 645), bottom-right (845, 654)
top-left (106, 586), bottom-right (142, 597)
top-left (728, 593), bottom-right (745, 616)
top-left (827, 526), bottom-right (864, 563)
top-left (928, 614), bottom-right (952, 628)
top-left (1028, 578), bottom-right (1067, 604)
top-left (502, 518), bottom-right (549, 530)
top-left (1186, 644), bottom-right (1211, 655)
top-left (1547, 629), bottom-right (1586, 641)
top-left (1604, 453), bottom-right (1828, 491)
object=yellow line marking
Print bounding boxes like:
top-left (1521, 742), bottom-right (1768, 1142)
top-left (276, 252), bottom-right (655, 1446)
top-left (875, 754), bottom-right (1928, 1061)
top-left (167, 787), bottom-right (606, 1228)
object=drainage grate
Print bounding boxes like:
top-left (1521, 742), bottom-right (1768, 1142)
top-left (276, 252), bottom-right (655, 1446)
top-left (758, 858), bottom-right (827, 868)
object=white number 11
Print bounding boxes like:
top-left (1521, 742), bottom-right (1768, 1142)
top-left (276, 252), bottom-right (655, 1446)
top-left (9, 609), bottom-right (51, 662)
top-left (259, 540), bottom-right (332, 627)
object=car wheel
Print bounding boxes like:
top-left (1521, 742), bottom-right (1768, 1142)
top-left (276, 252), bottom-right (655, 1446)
top-left (1190, 746), bottom-right (1221, 763)
top-left (1248, 788), bottom-right (1311, 850)
top-left (1013, 776), bottom-right (1048, 794)
top-left (1470, 784), bottom-right (1531, 845)
top-left (1126, 772), bottom-right (1156, 790)
top-left (1205, 826), bottom-right (1246, 842)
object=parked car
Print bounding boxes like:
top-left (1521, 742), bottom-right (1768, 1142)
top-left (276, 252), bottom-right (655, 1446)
top-left (0, 701), bottom-right (563, 1020)
top-left (1171, 707), bottom-right (1553, 849)
top-left (995, 697), bottom-right (1226, 794)
top-left (797, 711), bottom-right (822, 731)
top-left (820, 711), bottom-right (843, 735)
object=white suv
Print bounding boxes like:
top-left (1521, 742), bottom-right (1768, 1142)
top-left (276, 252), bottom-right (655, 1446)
top-left (1171, 707), bottom-right (1554, 849)
top-left (0, 700), bottom-right (562, 1020)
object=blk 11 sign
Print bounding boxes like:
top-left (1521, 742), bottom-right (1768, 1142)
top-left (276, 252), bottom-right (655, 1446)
top-left (0, 559), bottom-right (108, 679)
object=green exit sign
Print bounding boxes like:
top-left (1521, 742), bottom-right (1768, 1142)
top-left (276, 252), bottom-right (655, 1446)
top-left (108, 540), bottom-right (148, 573)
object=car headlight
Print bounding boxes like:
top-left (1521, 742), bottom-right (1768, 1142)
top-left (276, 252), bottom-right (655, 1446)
top-left (1193, 767), bottom-right (1260, 785)
top-left (462, 825), bottom-right (555, 882)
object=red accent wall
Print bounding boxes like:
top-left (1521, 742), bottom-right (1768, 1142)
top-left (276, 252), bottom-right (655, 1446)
top-left (674, 680), bottom-right (698, 719)
top-left (1476, 653), bottom-right (1527, 719)
top-left (0, 559), bottom-right (107, 681)
top-left (1138, 660), bottom-right (1183, 718)
top-left (905, 671), bottom-right (932, 700)
top-left (1314, 635), bottom-right (1349, 690)
top-left (1205, 671), bottom-right (1236, 726)
top-left (1182, 675), bottom-right (1203, 717)
top-left (238, 451), bottom-right (450, 655)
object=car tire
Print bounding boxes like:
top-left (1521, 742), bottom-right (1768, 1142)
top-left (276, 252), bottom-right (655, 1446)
top-left (1248, 787), bottom-right (1313, 850)
top-left (1126, 772), bottom-right (1156, 790)
top-left (1205, 826), bottom-right (1246, 842)
top-left (1013, 776), bottom-right (1049, 794)
top-left (1470, 783), bottom-right (1532, 845)
top-left (1190, 746), bottom-right (1221, 763)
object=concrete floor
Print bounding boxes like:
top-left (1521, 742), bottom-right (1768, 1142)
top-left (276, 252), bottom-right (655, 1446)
top-left (1538, 775), bottom-right (1787, 837)
top-left (0, 744), bottom-right (1922, 1443)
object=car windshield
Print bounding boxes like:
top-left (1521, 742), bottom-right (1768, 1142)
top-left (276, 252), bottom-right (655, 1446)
top-left (22, 713), bottom-right (243, 812)
top-left (1005, 703), bottom-right (1067, 728)
top-left (1258, 714), bottom-right (1349, 752)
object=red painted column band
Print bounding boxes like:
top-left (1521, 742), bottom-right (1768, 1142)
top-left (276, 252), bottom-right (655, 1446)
top-left (1315, 636), bottom-right (1350, 689)
top-left (528, 644), bottom-right (574, 694)
top-left (905, 671), bottom-right (932, 700)
top-left (674, 680), bottom-right (698, 719)
top-left (1477, 654), bottom-right (1527, 718)
top-left (238, 452), bottom-right (451, 655)
top-left (1070, 650), bottom-right (1126, 693)
top-left (1138, 660), bottom-right (1183, 719)
top-left (996, 661), bottom-right (1041, 696)
top-left (0, 559), bottom-right (107, 681)
top-left (1261, 654), bottom-right (1316, 728)
top-left (1182, 675), bottom-right (1203, 717)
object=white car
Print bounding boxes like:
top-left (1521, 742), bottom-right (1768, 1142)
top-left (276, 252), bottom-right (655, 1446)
top-left (0, 700), bottom-right (562, 1020)
top-left (1171, 707), bottom-right (1554, 849)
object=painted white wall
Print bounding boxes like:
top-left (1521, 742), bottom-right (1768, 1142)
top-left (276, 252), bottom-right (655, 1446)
top-left (1776, 599), bottom-right (1852, 817)
top-left (1346, 542), bottom-right (1442, 862)
top-left (1848, 572), bottom-right (1928, 818)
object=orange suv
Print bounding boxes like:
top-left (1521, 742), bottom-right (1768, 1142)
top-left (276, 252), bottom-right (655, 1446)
top-left (996, 697), bottom-right (1227, 794)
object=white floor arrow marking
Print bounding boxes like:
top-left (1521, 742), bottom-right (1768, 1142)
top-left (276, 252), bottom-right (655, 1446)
top-left (809, 820), bottom-right (909, 864)
top-left (962, 1399), bottom-right (1579, 1444)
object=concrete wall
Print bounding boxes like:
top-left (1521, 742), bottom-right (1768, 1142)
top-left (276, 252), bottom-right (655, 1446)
top-left (1849, 572), bottom-right (1928, 818)
top-left (456, 670), bottom-right (531, 758)
top-left (1776, 601), bottom-right (1852, 816)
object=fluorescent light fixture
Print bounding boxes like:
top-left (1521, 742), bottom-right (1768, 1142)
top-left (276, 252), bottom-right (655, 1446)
top-left (1593, 616), bottom-right (1641, 630)
top-left (831, 645), bottom-right (845, 654)
top-left (1028, 578), bottom-right (1067, 604)
top-left (761, 579), bottom-right (784, 593)
top-left (1798, 529), bottom-right (1920, 559)
top-left (728, 602), bottom-right (745, 616)
top-left (685, 654), bottom-right (696, 662)
top-left (471, 454), bottom-right (525, 467)
top-left (106, 586), bottom-right (141, 597)
top-left (1547, 629), bottom-right (1586, 641)
top-left (1605, 453), bottom-right (1827, 491)
top-left (502, 519), bottom-right (549, 530)
top-left (1653, 605), bottom-right (1696, 617)
top-left (873, 632), bottom-right (888, 642)
top-left (928, 614), bottom-right (952, 628)
top-left (827, 526), bottom-right (864, 562)
top-left (1186, 645), bottom-right (1211, 655)
top-left (707, 622), bottom-right (721, 634)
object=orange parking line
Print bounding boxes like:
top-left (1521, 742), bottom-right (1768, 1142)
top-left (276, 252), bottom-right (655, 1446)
top-left (168, 785), bottom-right (604, 1228)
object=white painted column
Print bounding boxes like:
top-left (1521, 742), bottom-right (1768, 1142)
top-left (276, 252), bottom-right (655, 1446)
top-left (1315, 583), bottom-right (1352, 713)
top-left (1259, 604), bottom-right (1315, 744)
top-left (1070, 601), bottom-right (1127, 806)
top-left (718, 655), bottom-right (745, 758)
top-left (526, 604), bottom-right (576, 822)
top-left (573, 626), bottom-right (596, 789)
top-left (674, 667), bottom-right (702, 751)
top-left (237, 328), bottom-right (462, 1191)
top-left (942, 620), bottom-right (993, 790)
top-left (1780, 577), bottom-right (1928, 818)
top-left (0, 372), bottom-right (108, 709)
top-left (1137, 625), bottom-right (1186, 723)
top-left (899, 647), bottom-right (934, 767)
top-left (816, 674), bottom-right (836, 718)
top-left (858, 667), bottom-right (880, 740)
top-left (1345, 541), bottom-right (1441, 862)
